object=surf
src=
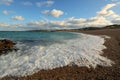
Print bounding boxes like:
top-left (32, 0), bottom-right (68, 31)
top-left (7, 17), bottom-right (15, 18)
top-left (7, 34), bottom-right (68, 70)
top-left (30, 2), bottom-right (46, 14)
top-left (0, 32), bottom-right (114, 77)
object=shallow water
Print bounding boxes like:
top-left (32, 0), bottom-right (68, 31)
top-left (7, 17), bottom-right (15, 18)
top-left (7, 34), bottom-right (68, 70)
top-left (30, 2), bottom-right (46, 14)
top-left (0, 31), bottom-right (113, 77)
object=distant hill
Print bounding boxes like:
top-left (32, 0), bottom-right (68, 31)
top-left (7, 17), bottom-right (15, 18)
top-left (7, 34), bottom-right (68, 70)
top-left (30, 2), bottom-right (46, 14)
top-left (29, 24), bottom-right (120, 32)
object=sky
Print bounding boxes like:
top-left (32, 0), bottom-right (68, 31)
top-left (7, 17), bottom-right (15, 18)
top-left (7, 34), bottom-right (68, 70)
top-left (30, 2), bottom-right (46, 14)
top-left (0, 0), bottom-right (120, 31)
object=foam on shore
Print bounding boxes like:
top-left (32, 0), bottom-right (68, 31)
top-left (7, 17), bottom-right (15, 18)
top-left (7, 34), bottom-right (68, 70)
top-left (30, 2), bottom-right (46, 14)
top-left (0, 33), bottom-right (114, 77)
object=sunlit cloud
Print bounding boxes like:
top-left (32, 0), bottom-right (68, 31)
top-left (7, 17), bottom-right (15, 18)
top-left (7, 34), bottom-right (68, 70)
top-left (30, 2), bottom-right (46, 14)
top-left (0, 3), bottom-right (120, 31)
top-left (97, 4), bottom-right (120, 19)
top-left (42, 9), bottom-right (64, 18)
top-left (12, 16), bottom-right (25, 21)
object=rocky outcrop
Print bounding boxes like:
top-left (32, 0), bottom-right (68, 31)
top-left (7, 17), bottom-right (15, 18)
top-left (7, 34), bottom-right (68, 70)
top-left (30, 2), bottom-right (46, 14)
top-left (0, 39), bottom-right (18, 55)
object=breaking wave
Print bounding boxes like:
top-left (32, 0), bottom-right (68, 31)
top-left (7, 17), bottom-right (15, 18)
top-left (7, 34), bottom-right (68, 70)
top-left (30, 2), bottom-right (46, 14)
top-left (0, 33), bottom-right (113, 77)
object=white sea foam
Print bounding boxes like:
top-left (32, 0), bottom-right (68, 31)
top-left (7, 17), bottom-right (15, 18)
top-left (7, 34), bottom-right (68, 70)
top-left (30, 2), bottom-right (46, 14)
top-left (0, 33), bottom-right (114, 77)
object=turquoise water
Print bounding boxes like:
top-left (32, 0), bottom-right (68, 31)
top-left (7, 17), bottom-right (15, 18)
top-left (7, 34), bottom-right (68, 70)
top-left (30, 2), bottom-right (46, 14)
top-left (0, 31), bottom-right (79, 42)
top-left (0, 31), bottom-right (113, 77)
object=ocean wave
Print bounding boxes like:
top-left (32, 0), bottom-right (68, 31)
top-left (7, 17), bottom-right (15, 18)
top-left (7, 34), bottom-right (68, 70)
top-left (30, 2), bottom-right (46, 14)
top-left (0, 33), bottom-right (114, 77)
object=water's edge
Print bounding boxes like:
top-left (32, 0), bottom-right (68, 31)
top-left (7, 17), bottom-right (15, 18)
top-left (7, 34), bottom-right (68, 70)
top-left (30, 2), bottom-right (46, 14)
top-left (0, 32), bottom-right (113, 77)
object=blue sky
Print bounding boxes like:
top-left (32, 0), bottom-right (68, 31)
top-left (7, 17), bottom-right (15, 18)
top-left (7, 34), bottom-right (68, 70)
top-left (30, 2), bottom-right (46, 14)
top-left (0, 0), bottom-right (120, 31)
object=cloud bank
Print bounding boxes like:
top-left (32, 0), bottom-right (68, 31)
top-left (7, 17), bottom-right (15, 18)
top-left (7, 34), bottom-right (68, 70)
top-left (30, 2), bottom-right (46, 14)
top-left (0, 3), bottom-right (120, 31)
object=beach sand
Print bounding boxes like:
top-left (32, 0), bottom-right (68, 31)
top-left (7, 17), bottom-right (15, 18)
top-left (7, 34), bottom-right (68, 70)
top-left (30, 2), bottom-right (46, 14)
top-left (1, 28), bottom-right (120, 80)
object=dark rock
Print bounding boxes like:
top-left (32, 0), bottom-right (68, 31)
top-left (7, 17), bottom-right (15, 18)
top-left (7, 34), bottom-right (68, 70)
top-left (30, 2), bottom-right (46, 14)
top-left (0, 39), bottom-right (18, 55)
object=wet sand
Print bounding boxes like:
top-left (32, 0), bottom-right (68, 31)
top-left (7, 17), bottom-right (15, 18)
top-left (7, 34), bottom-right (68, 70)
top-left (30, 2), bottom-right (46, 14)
top-left (1, 28), bottom-right (120, 80)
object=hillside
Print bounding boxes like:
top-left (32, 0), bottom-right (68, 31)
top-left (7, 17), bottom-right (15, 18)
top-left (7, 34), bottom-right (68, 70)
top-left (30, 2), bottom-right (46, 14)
top-left (29, 24), bottom-right (120, 32)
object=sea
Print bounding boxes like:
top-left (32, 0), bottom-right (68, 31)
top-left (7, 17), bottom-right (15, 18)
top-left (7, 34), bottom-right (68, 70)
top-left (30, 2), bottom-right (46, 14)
top-left (0, 31), bottom-right (113, 77)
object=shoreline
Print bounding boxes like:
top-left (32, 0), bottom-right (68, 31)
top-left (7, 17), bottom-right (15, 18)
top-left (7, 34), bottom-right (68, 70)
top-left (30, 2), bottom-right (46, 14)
top-left (1, 28), bottom-right (120, 80)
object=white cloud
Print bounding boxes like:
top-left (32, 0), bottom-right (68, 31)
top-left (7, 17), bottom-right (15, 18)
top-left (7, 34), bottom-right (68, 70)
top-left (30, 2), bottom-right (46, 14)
top-left (67, 17), bottom-right (86, 24)
top-left (85, 16), bottom-right (112, 27)
top-left (112, 18), bottom-right (120, 24)
top-left (107, 10), bottom-right (119, 18)
top-left (0, 3), bottom-right (120, 31)
top-left (45, 0), bottom-right (54, 6)
top-left (23, 16), bottom-right (112, 30)
top-left (0, 17), bottom-right (113, 31)
top-left (97, 3), bottom-right (120, 19)
top-left (50, 9), bottom-right (64, 18)
top-left (21, 1), bottom-right (33, 6)
top-left (2, 10), bottom-right (14, 15)
top-left (2, 10), bottom-right (9, 15)
top-left (12, 16), bottom-right (24, 21)
top-left (0, 22), bottom-right (10, 27)
top-left (0, 0), bottom-right (13, 6)
top-left (28, 20), bottom-right (47, 26)
top-left (36, 0), bottom-right (54, 7)
top-left (0, 22), bottom-right (26, 31)
top-left (25, 4), bottom-right (119, 29)
top-left (42, 9), bottom-right (64, 18)
top-left (97, 4), bottom-right (116, 16)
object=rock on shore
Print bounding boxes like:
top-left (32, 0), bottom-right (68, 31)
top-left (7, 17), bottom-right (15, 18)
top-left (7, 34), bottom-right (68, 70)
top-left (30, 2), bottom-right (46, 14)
top-left (0, 39), bottom-right (17, 55)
